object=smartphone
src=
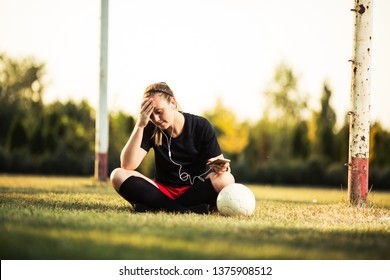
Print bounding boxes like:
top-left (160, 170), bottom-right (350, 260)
top-left (207, 158), bottom-right (231, 165)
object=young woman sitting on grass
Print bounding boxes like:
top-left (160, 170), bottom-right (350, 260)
top-left (110, 82), bottom-right (234, 214)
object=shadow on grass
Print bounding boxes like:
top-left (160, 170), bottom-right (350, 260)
top-left (1, 199), bottom-right (390, 261)
top-left (0, 188), bottom-right (130, 213)
top-left (1, 219), bottom-right (389, 260)
top-left (0, 185), bottom-right (111, 195)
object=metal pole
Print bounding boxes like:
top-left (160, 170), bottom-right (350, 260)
top-left (95, 0), bottom-right (109, 181)
top-left (348, 0), bottom-right (373, 205)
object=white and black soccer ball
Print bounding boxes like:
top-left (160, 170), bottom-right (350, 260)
top-left (216, 183), bottom-right (256, 216)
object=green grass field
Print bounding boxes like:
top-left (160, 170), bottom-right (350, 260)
top-left (0, 174), bottom-right (389, 260)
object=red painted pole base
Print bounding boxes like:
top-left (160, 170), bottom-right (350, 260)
top-left (95, 153), bottom-right (108, 181)
top-left (348, 157), bottom-right (368, 205)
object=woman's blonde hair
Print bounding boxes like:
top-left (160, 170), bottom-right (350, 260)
top-left (143, 82), bottom-right (180, 146)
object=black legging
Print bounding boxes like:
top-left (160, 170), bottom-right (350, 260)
top-left (118, 176), bottom-right (218, 214)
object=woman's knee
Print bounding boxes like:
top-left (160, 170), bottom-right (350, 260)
top-left (110, 168), bottom-right (156, 192)
top-left (209, 172), bottom-right (235, 193)
top-left (110, 168), bottom-right (137, 192)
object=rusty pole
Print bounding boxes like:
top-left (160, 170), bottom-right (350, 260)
top-left (348, 0), bottom-right (373, 205)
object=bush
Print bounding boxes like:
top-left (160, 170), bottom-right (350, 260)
top-left (370, 166), bottom-right (390, 190)
top-left (300, 157), bottom-right (327, 185)
top-left (324, 163), bottom-right (347, 187)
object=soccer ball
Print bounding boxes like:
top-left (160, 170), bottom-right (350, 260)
top-left (216, 183), bottom-right (256, 216)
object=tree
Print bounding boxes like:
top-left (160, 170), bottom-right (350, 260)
top-left (261, 63), bottom-right (308, 160)
top-left (314, 83), bottom-right (336, 160)
top-left (0, 53), bottom-right (45, 149)
top-left (334, 115), bottom-right (349, 163)
top-left (38, 100), bottom-right (95, 174)
top-left (244, 117), bottom-right (273, 166)
top-left (292, 120), bottom-right (310, 159)
top-left (370, 123), bottom-right (390, 166)
top-left (203, 98), bottom-right (249, 160)
top-left (263, 62), bottom-right (308, 124)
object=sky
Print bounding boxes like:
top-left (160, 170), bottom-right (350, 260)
top-left (1, 0), bottom-right (389, 129)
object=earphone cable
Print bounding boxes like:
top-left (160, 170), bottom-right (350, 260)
top-left (162, 130), bottom-right (211, 185)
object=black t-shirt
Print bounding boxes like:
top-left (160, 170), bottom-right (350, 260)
top-left (141, 112), bottom-right (222, 187)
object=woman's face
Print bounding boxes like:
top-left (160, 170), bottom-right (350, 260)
top-left (149, 95), bottom-right (175, 130)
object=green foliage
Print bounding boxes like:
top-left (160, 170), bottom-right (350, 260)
top-left (256, 64), bottom-right (310, 162)
top-left (0, 53), bottom-right (122, 176)
top-left (333, 116), bottom-right (349, 163)
top-left (292, 121), bottom-right (310, 159)
top-left (37, 100), bottom-right (95, 174)
top-left (204, 98), bottom-right (249, 159)
top-left (370, 122), bottom-right (390, 166)
top-left (1, 53), bottom-right (389, 188)
top-left (313, 83), bottom-right (337, 159)
top-left (243, 118), bottom-right (273, 166)
top-left (0, 53), bottom-right (45, 149)
top-left (109, 111), bottom-right (133, 171)
top-left (263, 62), bottom-right (308, 123)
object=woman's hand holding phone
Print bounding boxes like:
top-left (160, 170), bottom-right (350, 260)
top-left (207, 157), bottom-right (231, 173)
